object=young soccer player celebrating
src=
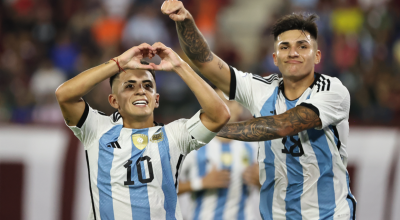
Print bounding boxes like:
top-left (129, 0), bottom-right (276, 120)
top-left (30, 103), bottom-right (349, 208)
top-left (162, 1), bottom-right (356, 219)
top-left (55, 42), bottom-right (230, 220)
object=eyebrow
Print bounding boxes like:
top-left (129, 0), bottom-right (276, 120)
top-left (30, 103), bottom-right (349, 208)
top-left (123, 80), bottom-right (153, 85)
top-left (279, 40), bottom-right (310, 46)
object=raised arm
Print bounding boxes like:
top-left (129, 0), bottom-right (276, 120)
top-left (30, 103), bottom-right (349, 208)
top-left (217, 106), bottom-right (322, 141)
top-left (161, 0), bottom-right (232, 94)
top-left (55, 43), bottom-right (154, 126)
top-left (150, 42), bottom-right (230, 132)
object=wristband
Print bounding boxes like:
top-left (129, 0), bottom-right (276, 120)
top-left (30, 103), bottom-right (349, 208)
top-left (186, 110), bottom-right (217, 144)
top-left (190, 178), bottom-right (203, 191)
top-left (111, 58), bottom-right (126, 73)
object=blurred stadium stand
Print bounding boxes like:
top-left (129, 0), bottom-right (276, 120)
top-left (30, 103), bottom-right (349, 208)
top-left (1, 0), bottom-right (400, 219)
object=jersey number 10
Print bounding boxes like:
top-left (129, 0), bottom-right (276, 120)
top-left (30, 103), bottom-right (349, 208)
top-left (124, 156), bottom-right (154, 185)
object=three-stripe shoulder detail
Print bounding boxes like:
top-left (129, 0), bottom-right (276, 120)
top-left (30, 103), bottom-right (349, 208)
top-left (316, 75), bottom-right (331, 92)
top-left (112, 111), bottom-right (122, 123)
top-left (252, 74), bottom-right (279, 85)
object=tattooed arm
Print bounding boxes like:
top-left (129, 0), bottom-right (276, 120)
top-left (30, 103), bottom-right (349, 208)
top-left (55, 43), bottom-right (154, 126)
top-left (217, 106), bottom-right (322, 141)
top-left (161, 0), bottom-right (231, 94)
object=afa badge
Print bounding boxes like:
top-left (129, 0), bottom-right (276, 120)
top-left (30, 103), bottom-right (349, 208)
top-left (221, 153), bottom-right (233, 167)
top-left (242, 150), bottom-right (250, 166)
top-left (150, 130), bottom-right (164, 143)
top-left (132, 134), bottom-right (148, 150)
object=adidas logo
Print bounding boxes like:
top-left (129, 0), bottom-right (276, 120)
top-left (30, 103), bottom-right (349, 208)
top-left (107, 141), bottom-right (121, 149)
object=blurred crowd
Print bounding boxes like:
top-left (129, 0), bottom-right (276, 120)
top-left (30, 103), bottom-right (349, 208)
top-left (0, 0), bottom-right (400, 126)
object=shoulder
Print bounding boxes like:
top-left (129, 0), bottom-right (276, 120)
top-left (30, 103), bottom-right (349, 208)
top-left (86, 108), bottom-right (123, 130)
top-left (165, 118), bottom-right (188, 128)
top-left (312, 73), bottom-right (349, 96)
top-left (252, 73), bottom-right (281, 87)
top-left (163, 118), bottom-right (189, 137)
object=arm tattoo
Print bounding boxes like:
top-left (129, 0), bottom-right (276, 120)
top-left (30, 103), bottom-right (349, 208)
top-left (217, 106), bottom-right (322, 141)
top-left (218, 59), bottom-right (224, 70)
top-left (176, 19), bottom-right (213, 63)
top-left (104, 61), bottom-right (110, 65)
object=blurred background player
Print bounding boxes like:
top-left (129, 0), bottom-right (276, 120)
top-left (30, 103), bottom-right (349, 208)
top-left (55, 42), bottom-right (230, 219)
top-left (178, 89), bottom-right (262, 220)
top-left (162, 1), bottom-right (356, 219)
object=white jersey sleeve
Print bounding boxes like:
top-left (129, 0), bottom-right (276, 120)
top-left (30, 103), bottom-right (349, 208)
top-left (165, 110), bottom-right (216, 155)
top-left (67, 102), bottom-right (101, 147)
top-left (299, 76), bottom-right (351, 129)
top-left (67, 102), bottom-right (120, 149)
top-left (225, 66), bottom-right (280, 114)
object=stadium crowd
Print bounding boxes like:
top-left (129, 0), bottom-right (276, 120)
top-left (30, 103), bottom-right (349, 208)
top-left (1, 0), bottom-right (400, 126)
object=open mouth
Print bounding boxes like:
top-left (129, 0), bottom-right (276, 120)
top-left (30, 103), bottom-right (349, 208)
top-left (133, 100), bottom-right (148, 106)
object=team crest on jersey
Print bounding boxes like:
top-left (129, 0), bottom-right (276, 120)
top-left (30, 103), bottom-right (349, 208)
top-left (150, 130), bottom-right (163, 143)
top-left (221, 153), bottom-right (233, 166)
top-left (132, 134), bottom-right (148, 150)
top-left (242, 155), bottom-right (250, 165)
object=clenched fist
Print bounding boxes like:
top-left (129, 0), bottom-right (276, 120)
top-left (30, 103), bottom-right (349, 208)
top-left (161, 0), bottom-right (191, 22)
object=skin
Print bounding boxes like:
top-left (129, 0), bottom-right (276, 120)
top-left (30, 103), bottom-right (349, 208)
top-left (108, 70), bottom-right (160, 128)
top-left (162, 0), bottom-right (322, 141)
top-left (273, 30), bottom-right (321, 100)
top-left (56, 42), bottom-right (230, 132)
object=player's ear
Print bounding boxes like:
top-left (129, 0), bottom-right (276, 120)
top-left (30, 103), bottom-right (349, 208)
top-left (154, 93), bottom-right (160, 108)
top-left (108, 94), bottom-right (119, 109)
top-left (314, 50), bottom-right (321, 65)
top-left (273, 53), bottom-right (278, 66)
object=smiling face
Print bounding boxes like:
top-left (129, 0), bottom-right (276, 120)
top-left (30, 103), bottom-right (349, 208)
top-left (273, 29), bottom-right (321, 81)
top-left (108, 69), bottom-right (159, 122)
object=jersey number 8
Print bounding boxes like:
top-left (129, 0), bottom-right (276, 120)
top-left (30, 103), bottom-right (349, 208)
top-left (281, 136), bottom-right (304, 157)
top-left (124, 156), bottom-right (154, 185)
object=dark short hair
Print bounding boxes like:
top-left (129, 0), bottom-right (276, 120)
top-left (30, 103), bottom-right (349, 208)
top-left (271, 13), bottom-right (319, 41)
top-left (109, 60), bottom-right (156, 89)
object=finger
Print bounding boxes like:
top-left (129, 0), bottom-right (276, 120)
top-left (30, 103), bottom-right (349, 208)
top-left (210, 164), bottom-right (218, 171)
top-left (220, 173), bottom-right (230, 179)
top-left (138, 43), bottom-right (155, 52)
top-left (149, 63), bottom-right (163, 71)
top-left (160, 1), bottom-right (169, 14)
top-left (164, 1), bottom-right (183, 15)
top-left (216, 180), bottom-right (229, 188)
top-left (220, 170), bottom-right (230, 176)
top-left (135, 63), bottom-right (154, 70)
top-left (152, 42), bottom-right (167, 49)
top-left (169, 13), bottom-right (185, 21)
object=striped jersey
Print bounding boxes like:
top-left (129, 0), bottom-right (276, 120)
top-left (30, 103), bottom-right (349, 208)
top-left (226, 66), bottom-right (356, 220)
top-left (68, 102), bottom-right (209, 220)
top-left (180, 139), bottom-right (261, 220)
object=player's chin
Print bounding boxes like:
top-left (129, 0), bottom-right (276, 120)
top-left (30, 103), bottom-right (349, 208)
top-left (129, 107), bottom-right (153, 116)
top-left (284, 67), bottom-right (308, 77)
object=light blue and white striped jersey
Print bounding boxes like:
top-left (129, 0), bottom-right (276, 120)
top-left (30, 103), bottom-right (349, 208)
top-left (226, 66), bottom-right (356, 220)
top-left (68, 102), bottom-right (210, 220)
top-left (180, 138), bottom-right (262, 220)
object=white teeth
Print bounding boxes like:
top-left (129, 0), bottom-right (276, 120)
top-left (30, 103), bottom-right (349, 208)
top-left (133, 101), bottom-right (147, 105)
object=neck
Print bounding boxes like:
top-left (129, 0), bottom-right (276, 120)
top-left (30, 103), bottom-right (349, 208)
top-left (282, 71), bottom-right (315, 100)
top-left (122, 115), bottom-right (154, 129)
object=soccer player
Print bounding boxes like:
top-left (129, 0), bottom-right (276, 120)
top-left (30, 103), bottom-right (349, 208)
top-left (55, 42), bottom-right (230, 220)
top-left (162, 1), bottom-right (356, 219)
top-left (178, 89), bottom-right (261, 220)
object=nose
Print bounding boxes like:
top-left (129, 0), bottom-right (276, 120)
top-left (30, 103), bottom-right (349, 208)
top-left (135, 84), bottom-right (146, 95)
top-left (288, 47), bottom-right (299, 58)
